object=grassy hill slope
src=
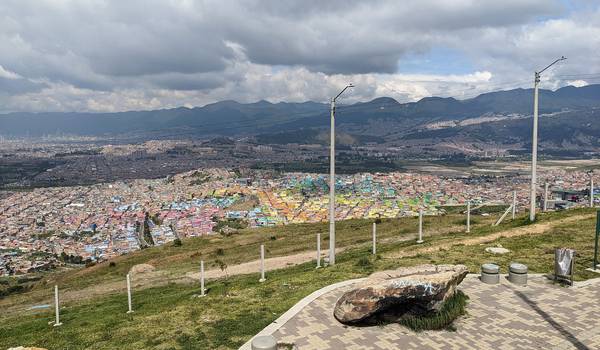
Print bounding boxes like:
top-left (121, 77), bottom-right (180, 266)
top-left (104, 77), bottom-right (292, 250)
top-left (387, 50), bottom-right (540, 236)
top-left (1, 207), bottom-right (599, 349)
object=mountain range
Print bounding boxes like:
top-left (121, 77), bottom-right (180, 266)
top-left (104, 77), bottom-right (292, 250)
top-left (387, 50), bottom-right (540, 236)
top-left (1, 84), bottom-right (600, 152)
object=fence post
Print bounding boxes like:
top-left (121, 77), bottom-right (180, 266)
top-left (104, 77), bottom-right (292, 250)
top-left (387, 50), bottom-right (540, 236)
top-left (544, 182), bottom-right (549, 212)
top-left (417, 209), bottom-right (424, 244)
top-left (466, 201), bottom-right (471, 233)
top-left (126, 274), bottom-right (133, 313)
top-left (591, 177), bottom-right (595, 208)
top-left (316, 233), bottom-right (321, 269)
top-left (512, 191), bottom-right (517, 219)
top-left (259, 244), bottom-right (266, 282)
top-left (54, 285), bottom-right (62, 327)
top-left (594, 210), bottom-right (599, 270)
top-left (200, 260), bottom-right (205, 297)
top-left (372, 222), bottom-right (377, 255)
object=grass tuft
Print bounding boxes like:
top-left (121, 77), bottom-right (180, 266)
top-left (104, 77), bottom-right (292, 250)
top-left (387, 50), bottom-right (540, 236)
top-left (398, 291), bottom-right (469, 332)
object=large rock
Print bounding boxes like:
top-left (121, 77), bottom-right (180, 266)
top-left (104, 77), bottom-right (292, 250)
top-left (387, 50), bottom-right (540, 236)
top-left (334, 264), bottom-right (468, 324)
top-left (129, 263), bottom-right (155, 275)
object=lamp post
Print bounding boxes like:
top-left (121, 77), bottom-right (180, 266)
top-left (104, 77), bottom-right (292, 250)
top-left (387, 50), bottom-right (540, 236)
top-left (529, 56), bottom-right (566, 222)
top-left (329, 83), bottom-right (354, 265)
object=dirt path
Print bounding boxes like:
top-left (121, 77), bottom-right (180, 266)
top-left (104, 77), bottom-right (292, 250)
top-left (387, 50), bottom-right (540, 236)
top-left (386, 213), bottom-right (594, 259)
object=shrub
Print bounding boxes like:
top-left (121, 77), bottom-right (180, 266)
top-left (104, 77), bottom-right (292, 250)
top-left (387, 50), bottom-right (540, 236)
top-left (109, 261), bottom-right (116, 268)
top-left (355, 256), bottom-right (373, 269)
top-left (173, 238), bottom-right (182, 247)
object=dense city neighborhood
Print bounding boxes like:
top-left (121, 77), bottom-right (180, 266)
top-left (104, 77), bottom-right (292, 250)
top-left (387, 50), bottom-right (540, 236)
top-left (1, 167), bottom-right (596, 276)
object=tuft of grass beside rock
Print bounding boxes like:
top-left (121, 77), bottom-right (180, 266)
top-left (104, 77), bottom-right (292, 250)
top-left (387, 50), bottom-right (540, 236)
top-left (398, 291), bottom-right (469, 332)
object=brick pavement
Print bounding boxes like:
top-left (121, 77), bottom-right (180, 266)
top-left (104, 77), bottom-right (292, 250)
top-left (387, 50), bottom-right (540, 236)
top-left (271, 275), bottom-right (600, 350)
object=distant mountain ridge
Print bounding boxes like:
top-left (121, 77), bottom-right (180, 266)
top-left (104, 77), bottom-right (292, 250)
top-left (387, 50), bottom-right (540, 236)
top-left (1, 84), bottom-right (600, 139)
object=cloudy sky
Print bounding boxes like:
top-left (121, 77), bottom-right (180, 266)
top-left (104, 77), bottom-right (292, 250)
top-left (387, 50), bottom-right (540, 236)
top-left (1, 0), bottom-right (599, 113)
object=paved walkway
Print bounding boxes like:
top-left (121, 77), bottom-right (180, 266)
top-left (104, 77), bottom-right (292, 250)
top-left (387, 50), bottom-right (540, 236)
top-left (266, 275), bottom-right (600, 350)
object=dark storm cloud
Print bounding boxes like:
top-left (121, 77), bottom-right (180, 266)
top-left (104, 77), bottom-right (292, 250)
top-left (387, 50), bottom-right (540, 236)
top-left (1, 0), bottom-right (596, 113)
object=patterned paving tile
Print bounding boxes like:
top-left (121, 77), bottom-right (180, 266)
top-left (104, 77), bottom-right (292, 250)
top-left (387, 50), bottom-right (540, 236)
top-left (272, 275), bottom-right (600, 350)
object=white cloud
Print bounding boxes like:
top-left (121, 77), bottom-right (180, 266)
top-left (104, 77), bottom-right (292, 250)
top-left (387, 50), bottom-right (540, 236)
top-left (0, 0), bottom-right (598, 112)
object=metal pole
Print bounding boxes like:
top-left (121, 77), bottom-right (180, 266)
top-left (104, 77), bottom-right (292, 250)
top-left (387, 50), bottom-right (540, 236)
top-left (512, 190), bottom-right (517, 219)
top-left (417, 209), bottom-right (424, 243)
top-left (316, 233), bottom-right (321, 268)
top-left (591, 177), bottom-right (594, 208)
top-left (372, 222), bottom-right (377, 255)
top-left (54, 285), bottom-right (62, 326)
top-left (530, 72), bottom-right (540, 222)
top-left (329, 98), bottom-right (336, 265)
top-left (544, 182), bottom-right (549, 212)
top-left (200, 260), bottom-right (205, 297)
top-left (259, 244), bottom-right (266, 282)
top-left (594, 210), bottom-right (599, 270)
top-left (126, 274), bottom-right (133, 313)
top-left (529, 57), bottom-right (565, 221)
top-left (466, 201), bottom-right (471, 233)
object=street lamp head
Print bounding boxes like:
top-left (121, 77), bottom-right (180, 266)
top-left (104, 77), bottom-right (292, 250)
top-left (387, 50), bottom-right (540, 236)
top-left (348, 83), bottom-right (355, 88)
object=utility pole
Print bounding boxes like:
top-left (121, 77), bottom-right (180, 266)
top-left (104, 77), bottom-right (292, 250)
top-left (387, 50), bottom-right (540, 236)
top-left (529, 56), bottom-right (566, 222)
top-left (328, 83), bottom-right (354, 265)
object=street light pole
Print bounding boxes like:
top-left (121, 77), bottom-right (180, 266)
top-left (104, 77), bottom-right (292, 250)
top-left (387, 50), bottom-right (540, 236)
top-left (529, 56), bottom-right (566, 222)
top-left (329, 83), bottom-right (354, 265)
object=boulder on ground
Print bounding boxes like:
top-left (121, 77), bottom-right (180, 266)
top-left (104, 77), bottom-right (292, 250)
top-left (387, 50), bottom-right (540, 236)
top-left (334, 264), bottom-right (468, 324)
top-left (485, 247), bottom-right (511, 254)
top-left (129, 263), bottom-right (155, 275)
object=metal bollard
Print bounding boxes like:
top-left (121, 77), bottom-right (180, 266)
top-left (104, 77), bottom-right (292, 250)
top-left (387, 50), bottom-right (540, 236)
top-left (126, 273), bottom-right (134, 313)
top-left (259, 244), bottom-right (266, 282)
top-left (200, 260), bottom-right (206, 297)
top-left (54, 285), bottom-right (62, 326)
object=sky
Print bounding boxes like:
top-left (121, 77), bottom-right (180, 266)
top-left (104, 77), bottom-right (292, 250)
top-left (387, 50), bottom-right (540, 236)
top-left (0, 0), bottom-right (599, 113)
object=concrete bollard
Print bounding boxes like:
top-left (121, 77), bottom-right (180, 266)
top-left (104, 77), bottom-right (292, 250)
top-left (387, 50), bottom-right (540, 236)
top-left (508, 263), bottom-right (528, 285)
top-left (372, 222), bottom-right (377, 255)
top-left (251, 335), bottom-right (277, 350)
top-left (200, 260), bottom-right (206, 297)
top-left (316, 233), bottom-right (321, 269)
top-left (54, 285), bottom-right (62, 327)
top-left (126, 273), bottom-right (134, 313)
top-left (466, 201), bottom-right (471, 233)
top-left (481, 263), bottom-right (500, 284)
top-left (416, 209), bottom-right (424, 244)
top-left (259, 244), bottom-right (266, 282)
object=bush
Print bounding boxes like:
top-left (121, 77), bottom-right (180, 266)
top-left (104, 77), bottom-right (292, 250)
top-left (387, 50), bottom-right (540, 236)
top-left (215, 248), bottom-right (225, 256)
top-left (109, 261), bottom-right (116, 268)
top-left (355, 256), bottom-right (373, 269)
top-left (173, 238), bottom-right (182, 247)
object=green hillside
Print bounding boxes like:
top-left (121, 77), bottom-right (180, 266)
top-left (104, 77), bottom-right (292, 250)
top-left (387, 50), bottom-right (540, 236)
top-left (1, 207), bottom-right (599, 349)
